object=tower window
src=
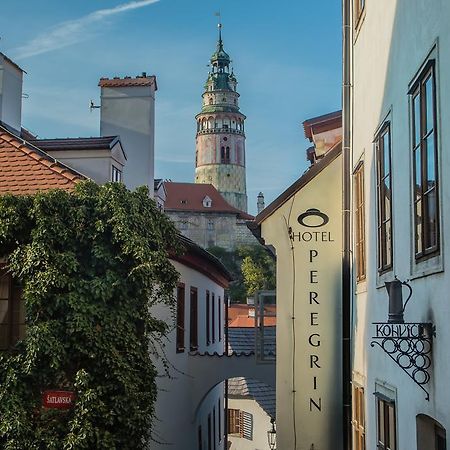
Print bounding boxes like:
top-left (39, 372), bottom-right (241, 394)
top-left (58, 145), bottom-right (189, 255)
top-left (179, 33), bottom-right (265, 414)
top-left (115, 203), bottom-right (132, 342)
top-left (223, 137), bottom-right (228, 141)
top-left (221, 146), bottom-right (225, 163)
top-left (225, 147), bottom-right (230, 163)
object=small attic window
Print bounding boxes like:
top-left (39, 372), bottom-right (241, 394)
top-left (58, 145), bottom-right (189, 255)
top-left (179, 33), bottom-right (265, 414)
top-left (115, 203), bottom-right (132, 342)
top-left (202, 196), bottom-right (212, 208)
top-left (180, 199), bottom-right (188, 204)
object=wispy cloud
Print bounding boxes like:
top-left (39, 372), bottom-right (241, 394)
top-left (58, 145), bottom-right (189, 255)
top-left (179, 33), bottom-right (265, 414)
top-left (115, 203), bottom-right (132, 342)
top-left (13, 0), bottom-right (160, 60)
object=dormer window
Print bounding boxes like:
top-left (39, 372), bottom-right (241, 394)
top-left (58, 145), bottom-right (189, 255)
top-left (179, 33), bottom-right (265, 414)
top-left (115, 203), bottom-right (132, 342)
top-left (180, 199), bottom-right (188, 205)
top-left (202, 196), bottom-right (212, 208)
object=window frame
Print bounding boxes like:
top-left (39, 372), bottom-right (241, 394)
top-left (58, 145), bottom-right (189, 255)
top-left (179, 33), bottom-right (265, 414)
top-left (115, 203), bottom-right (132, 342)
top-left (375, 122), bottom-right (393, 273)
top-left (189, 287), bottom-right (198, 351)
top-left (354, 161), bottom-right (366, 282)
top-left (352, 385), bottom-right (366, 450)
top-left (409, 60), bottom-right (440, 260)
top-left (376, 396), bottom-right (397, 450)
top-left (176, 283), bottom-right (185, 353)
top-left (0, 267), bottom-right (25, 351)
top-left (111, 165), bottom-right (122, 183)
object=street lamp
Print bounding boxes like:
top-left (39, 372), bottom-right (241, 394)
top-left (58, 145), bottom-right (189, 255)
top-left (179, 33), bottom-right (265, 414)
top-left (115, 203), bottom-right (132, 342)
top-left (267, 417), bottom-right (276, 450)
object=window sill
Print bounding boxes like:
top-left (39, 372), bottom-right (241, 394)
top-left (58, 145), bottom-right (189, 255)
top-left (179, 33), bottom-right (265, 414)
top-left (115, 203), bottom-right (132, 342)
top-left (410, 252), bottom-right (443, 280)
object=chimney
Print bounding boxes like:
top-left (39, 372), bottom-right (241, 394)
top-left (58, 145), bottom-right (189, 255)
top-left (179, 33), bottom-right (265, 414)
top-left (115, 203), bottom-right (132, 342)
top-left (98, 75), bottom-right (157, 195)
top-left (257, 192), bottom-right (265, 214)
top-left (0, 53), bottom-right (24, 134)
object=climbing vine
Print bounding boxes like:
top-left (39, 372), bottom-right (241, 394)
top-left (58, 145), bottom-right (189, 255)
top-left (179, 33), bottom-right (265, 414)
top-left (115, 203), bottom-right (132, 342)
top-left (0, 181), bottom-right (181, 449)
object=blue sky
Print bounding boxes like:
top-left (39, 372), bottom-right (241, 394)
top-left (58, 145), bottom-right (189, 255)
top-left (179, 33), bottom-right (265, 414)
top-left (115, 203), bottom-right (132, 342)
top-left (0, 0), bottom-right (342, 214)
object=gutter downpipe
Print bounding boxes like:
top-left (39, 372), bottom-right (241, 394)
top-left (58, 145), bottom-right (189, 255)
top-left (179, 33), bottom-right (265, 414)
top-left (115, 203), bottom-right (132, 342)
top-left (342, 0), bottom-right (352, 448)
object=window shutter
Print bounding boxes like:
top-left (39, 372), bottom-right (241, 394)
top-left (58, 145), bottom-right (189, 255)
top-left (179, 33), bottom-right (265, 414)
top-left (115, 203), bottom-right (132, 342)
top-left (241, 411), bottom-right (253, 440)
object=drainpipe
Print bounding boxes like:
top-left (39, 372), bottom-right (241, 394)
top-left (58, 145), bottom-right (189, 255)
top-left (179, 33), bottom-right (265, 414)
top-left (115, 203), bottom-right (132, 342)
top-left (342, 0), bottom-right (352, 448)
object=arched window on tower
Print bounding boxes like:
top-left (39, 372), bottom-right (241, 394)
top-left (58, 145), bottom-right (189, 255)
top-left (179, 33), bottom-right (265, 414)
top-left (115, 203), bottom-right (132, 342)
top-left (225, 147), bottom-right (230, 163)
top-left (221, 146), bottom-right (225, 163)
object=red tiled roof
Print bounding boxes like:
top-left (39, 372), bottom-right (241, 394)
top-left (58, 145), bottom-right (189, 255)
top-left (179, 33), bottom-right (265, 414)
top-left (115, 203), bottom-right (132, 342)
top-left (302, 110), bottom-right (342, 140)
top-left (0, 127), bottom-right (84, 195)
top-left (229, 315), bottom-right (276, 328)
top-left (164, 182), bottom-right (254, 220)
top-left (98, 75), bottom-right (157, 89)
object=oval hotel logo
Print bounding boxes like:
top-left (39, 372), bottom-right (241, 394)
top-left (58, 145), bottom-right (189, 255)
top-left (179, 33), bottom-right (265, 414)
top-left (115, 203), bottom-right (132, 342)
top-left (297, 208), bottom-right (329, 228)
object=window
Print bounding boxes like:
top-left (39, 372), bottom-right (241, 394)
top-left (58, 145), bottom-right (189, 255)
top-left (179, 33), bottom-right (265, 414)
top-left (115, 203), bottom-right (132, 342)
top-left (218, 296), bottom-right (222, 342)
top-left (207, 220), bottom-right (214, 230)
top-left (375, 123), bottom-right (393, 272)
top-left (176, 284), bottom-right (185, 353)
top-left (0, 268), bottom-right (25, 350)
top-left (213, 407), bottom-right (217, 450)
top-left (211, 293), bottom-right (215, 344)
top-left (111, 165), bottom-right (122, 183)
top-left (220, 146), bottom-right (225, 163)
top-left (218, 398), bottom-right (222, 441)
top-left (208, 413), bottom-right (212, 450)
top-left (354, 162), bottom-right (366, 281)
top-left (190, 287), bottom-right (198, 351)
top-left (416, 414), bottom-right (447, 450)
top-left (225, 147), bottom-right (230, 163)
top-left (198, 425), bottom-right (203, 450)
top-left (352, 385), bottom-right (366, 450)
top-left (410, 61), bottom-right (439, 259)
top-left (228, 409), bottom-right (241, 435)
top-left (227, 409), bottom-right (253, 440)
top-left (206, 291), bottom-right (210, 346)
top-left (377, 396), bottom-right (396, 450)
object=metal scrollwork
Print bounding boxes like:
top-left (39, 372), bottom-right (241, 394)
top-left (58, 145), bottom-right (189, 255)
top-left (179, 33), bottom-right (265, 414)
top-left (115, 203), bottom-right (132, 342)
top-left (371, 322), bottom-right (435, 400)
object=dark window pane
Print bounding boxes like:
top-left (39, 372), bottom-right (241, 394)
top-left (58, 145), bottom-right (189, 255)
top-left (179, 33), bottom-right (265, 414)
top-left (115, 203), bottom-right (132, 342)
top-left (415, 199), bottom-right (423, 253)
top-left (383, 132), bottom-right (390, 177)
top-left (425, 74), bottom-right (434, 134)
top-left (425, 190), bottom-right (438, 249)
top-left (415, 149), bottom-right (422, 195)
top-left (426, 134), bottom-right (436, 189)
top-left (385, 221), bottom-right (392, 267)
top-left (413, 93), bottom-right (421, 146)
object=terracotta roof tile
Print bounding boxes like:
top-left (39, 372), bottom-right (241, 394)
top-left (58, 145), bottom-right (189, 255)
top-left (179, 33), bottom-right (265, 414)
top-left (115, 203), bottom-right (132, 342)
top-left (164, 182), bottom-right (253, 220)
top-left (98, 75), bottom-right (157, 89)
top-left (0, 127), bottom-right (84, 195)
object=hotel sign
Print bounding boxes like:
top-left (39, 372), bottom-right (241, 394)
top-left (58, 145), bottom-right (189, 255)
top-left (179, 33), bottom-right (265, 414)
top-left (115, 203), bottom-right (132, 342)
top-left (289, 206), bottom-right (342, 450)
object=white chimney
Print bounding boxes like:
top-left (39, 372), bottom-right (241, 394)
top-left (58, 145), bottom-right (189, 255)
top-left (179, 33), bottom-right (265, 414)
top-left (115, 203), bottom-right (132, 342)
top-left (0, 53), bottom-right (24, 134)
top-left (99, 74), bottom-right (157, 195)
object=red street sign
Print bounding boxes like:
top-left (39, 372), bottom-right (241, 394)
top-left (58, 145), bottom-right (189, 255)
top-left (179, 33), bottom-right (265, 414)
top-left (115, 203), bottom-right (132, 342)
top-left (42, 390), bottom-right (75, 409)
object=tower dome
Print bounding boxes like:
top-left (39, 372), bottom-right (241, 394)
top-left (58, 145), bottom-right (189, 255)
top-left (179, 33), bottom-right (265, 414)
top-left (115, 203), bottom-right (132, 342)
top-left (194, 24), bottom-right (248, 212)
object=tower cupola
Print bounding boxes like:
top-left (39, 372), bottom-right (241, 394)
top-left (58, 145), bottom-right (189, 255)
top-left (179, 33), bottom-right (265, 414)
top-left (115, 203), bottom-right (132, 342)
top-left (194, 24), bottom-right (248, 212)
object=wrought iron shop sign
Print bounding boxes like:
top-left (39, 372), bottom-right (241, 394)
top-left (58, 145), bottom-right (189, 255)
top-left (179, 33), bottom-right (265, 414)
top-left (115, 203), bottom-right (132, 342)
top-left (371, 322), bottom-right (435, 400)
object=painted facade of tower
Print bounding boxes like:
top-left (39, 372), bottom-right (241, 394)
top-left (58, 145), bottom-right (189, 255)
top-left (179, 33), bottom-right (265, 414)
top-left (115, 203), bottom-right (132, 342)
top-left (195, 26), bottom-right (248, 212)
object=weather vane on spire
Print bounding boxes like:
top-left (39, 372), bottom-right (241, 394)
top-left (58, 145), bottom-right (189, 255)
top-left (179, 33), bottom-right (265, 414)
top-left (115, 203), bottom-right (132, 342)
top-left (215, 11), bottom-right (223, 42)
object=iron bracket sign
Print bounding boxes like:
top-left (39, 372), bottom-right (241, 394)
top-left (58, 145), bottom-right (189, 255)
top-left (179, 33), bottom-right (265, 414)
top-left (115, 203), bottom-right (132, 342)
top-left (371, 322), bottom-right (435, 400)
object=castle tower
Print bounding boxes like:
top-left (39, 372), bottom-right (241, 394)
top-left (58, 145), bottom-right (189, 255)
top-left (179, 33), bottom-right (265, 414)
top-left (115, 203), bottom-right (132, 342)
top-left (195, 24), bottom-right (248, 212)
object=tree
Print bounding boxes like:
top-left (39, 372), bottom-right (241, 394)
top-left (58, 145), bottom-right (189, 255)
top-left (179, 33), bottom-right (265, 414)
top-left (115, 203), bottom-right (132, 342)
top-left (239, 245), bottom-right (276, 298)
top-left (0, 181), bottom-right (181, 450)
top-left (207, 244), bottom-right (275, 303)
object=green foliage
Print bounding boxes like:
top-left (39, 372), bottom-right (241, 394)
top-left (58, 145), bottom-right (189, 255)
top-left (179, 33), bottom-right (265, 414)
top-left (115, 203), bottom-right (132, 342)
top-left (207, 244), bottom-right (275, 302)
top-left (0, 181), bottom-right (181, 449)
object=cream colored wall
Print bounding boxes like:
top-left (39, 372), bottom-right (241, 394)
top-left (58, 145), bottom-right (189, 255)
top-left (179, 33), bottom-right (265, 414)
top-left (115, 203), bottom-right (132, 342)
top-left (260, 154), bottom-right (342, 450)
top-left (228, 397), bottom-right (272, 450)
top-left (351, 1), bottom-right (450, 449)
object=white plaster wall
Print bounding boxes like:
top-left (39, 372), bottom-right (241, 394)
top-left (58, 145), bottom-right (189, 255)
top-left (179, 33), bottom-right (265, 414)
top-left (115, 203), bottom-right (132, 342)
top-left (45, 149), bottom-right (123, 185)
top-left (0, 55), bottom-right (22, 133)
top-left (100, 85), bottom-right (155, 195)
top-left (228, 397), bottom-right (272, 450)
top-left (352, 1), bottom-right (450, 448)
top-left (152, 260), bottom-right (225, 450)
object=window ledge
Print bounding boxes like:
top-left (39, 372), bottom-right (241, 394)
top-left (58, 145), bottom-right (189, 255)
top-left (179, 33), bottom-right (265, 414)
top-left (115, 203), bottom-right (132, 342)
top-left (410, 253), bottom-right (443, 280)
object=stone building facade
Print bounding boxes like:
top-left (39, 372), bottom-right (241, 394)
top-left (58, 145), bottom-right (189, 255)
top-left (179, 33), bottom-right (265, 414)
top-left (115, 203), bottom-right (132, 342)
top-left (164, 182), bottom-right (256, 251)
top-left (194, 25), bottom-right (248, 212)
